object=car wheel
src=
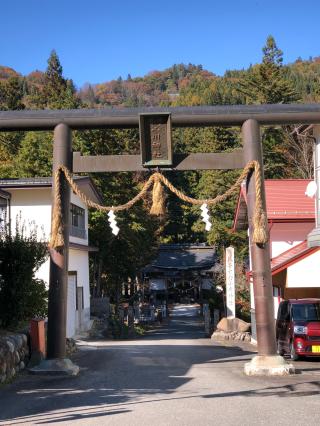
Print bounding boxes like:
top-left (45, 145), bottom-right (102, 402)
top-left (290, 342), bottom-right (299, 361)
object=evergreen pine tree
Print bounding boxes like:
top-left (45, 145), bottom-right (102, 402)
top-left (0, 77), bottom-right (25, 177)
top-left (41, 50), bottom-right (79, 109)
top-left (0, 77), bottom-right (25, 110)
top-left (239, 36), bottom-right (299, 104)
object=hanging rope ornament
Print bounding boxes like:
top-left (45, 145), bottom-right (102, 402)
top-left (150, 175), bottom-right (166, 216)
top-left (108, 210), bottom-right (120, 235)
top-left (49, 167), bottom-right (65, 250)
top-left (200, 203), bottom-right (212, 231)
top-left (49, 160), bottom-right (269, 250)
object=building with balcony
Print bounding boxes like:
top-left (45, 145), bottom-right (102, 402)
top-left (0, 176), bottom-right (102, 338)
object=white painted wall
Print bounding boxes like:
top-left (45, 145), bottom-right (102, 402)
top-left (248, 219), bottom-right (316, 324)
top-left (9, 188), bottom-right (52, 240)
top-left (67, 274), bottom-right (77, 338)
top-left (273, 287), bottom-right (281, 319)
top-left (287, 250), bottom-right (320, 288)
top-left (69, 249), bottom-right (90, 314)
top-left (7, 186), bottom-right (91, 337)
top-left (68, 249), bottom-right (91, 334)
top-left (8, 188), bottom-right (88, 244)
top-left (270, 222), bottom-right (314, 258)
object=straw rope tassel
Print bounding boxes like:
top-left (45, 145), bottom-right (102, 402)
top-left (251, 161), bottom-right (269, 245)
top-left (48, 160), bottom-right (269, 250)
top-left (49, 168), bottom-right (65, 250)
top-left (150, 175), bottom-right (166, 216)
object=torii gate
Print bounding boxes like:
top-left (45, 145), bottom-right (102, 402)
top-left (1, 104), bottom-right (320, 376)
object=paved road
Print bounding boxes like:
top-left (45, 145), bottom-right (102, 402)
top-left (1, 304), bottom-right (320, 425)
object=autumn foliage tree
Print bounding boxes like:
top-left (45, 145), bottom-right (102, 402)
top-left (0, 35), bottom-right (318, 295)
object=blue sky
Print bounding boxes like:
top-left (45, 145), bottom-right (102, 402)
top-left (1, 0), bottom-right (319, 88)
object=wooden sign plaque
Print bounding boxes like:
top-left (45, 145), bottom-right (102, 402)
top-left (139, 113), bottom-right (172, 167)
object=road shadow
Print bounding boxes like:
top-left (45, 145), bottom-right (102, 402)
top-left (202, 380), bottom-right (320, 399)
top-left (0, 342), bottom-right (254, 425)
top-left (2, 303), bottom-right (319, 425)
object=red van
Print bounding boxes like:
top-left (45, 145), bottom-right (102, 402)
top-left (276, 299), bottom-right (320, 360)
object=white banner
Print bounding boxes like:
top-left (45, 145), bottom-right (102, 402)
top-left (225, 246), bottom-right (236, 318)
top-left (149, 278), bottom-right (166, 291)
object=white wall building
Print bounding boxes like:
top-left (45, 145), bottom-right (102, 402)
top-left (0, 176), bottom-right (102, 338)
top-left (233, 179), bottom-right (320, 340)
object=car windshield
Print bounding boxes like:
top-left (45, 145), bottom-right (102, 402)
top-left (292, 303), bottom-right (320, 321)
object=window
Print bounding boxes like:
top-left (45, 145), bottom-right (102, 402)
top-left (292, 303), bottom-right (320, 321)
top-left (76, 287), bottom-right (84, 311)
top-left (0, 197), bottom-right (8, 233)
top-left (70, 203), bottom-right (86, 239)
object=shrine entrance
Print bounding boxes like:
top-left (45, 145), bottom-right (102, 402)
top-left (2, 104), bottom-right (320, 375)
top-left (141, 243), bottom-right (216, 305)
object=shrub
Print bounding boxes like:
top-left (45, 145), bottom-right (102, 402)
top-left (0, 223), bottom-right (48, 328)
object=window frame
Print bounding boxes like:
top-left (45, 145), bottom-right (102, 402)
top-left (69, 203), bottom-right (86, 239)
top-left (0, 195), bottom-right (10, 233)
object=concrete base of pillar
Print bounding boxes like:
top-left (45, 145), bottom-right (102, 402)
top-left (29, 358), bottom-right (79, 376)
top-left (244, 355), bottom-right (295, 376)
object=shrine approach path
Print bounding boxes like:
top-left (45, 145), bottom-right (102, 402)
top-left (1, 304), bottom-right (320, 425)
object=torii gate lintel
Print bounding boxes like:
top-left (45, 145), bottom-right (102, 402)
top-left (2, 104), bottom-right (318, 376)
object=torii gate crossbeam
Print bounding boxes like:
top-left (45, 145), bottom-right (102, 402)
top-left (2, 103), bottom-right (319, 376)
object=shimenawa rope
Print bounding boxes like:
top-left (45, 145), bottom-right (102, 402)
top-left (49, 160), bottom-right (268, 249)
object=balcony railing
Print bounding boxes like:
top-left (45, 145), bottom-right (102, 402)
top-left (70, 225), bottom-right (87, 239)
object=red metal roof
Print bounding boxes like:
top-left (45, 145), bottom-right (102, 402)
top-left (271, 240), bottom-right (319, 275)
top-left (233, 179), bottom-right (315, 230)
top-left (265, 180), bottom-right (314, 220)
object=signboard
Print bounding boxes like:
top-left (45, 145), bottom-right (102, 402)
top-left (225, 246), bottom-right (236, 318)
top-left (139, 113), bottom-right (173, 167)
top-left (149, 278), bottom-right (166, 291)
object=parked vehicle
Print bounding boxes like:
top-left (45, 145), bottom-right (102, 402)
top-left (276, 299), bottom-right (320, 360)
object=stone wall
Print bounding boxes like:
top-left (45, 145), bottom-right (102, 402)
top-left (211, 330), bottom-right (251, 342)
top-left (0, 334), bottom-right (29, 384)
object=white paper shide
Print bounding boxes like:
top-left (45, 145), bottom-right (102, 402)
top-left (108, 210), bottom-right (120, 235)
top-left (200, 203), bottom-right (212, 231)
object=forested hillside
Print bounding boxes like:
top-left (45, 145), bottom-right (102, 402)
top-left (0, 36), bottom-right (318, 296)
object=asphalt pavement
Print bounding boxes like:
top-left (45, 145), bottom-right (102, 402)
top-left (1, 304), bottom-right (320, 425)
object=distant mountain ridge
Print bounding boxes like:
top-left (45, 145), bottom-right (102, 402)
top-left (1, 56), bottom-right (320, 110)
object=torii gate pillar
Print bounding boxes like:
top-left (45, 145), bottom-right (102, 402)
top-left (30, 123), bottom-right (79, 376)
top-left (242, 119), bottom-right (294, 375)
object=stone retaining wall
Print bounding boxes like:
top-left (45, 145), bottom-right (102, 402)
top-left (211, 330), bottom-right (251, 342)
top-left (0, 334), bottom-right (29, 384)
